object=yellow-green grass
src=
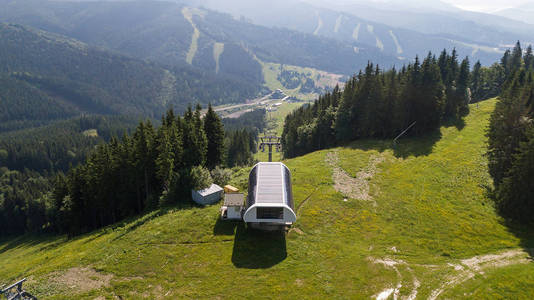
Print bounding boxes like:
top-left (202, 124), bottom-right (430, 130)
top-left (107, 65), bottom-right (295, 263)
top-left (1, 98), bottom-right (533, 299)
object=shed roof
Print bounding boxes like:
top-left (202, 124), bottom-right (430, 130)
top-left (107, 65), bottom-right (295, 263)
top-left (224, 193), bottom-right (244, 206)
top-left (224, 185), bottom-right (239, 193)
top-left (195, 184), bottom-right (223, 196)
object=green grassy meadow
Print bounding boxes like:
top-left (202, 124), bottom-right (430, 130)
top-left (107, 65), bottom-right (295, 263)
top-left (260, 61), bottom-right (342, 101)
top-left (1, 98), bottom-right (533, 299)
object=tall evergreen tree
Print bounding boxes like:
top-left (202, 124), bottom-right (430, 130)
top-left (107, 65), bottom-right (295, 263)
top-left (501, 49), bottom-right (512, 78)
top-left (155, 126), bottom-right (175, 191)
top-left (524, 45), bottom-right (534, 71)
top-left (204, 103), bottom-right (225, 169)
top-left (511, 41), bottom-right (523, 74)
top-left (471, 60), bottom-right (483, 101)
top-left (457, 57), bottom-right (471, 116)
top-left (496, 128), bottom-right (534, 222)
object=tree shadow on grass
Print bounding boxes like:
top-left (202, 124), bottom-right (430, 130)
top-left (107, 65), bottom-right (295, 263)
top-left (502, 218), bottom-right (534, 258)
top-left (231, 223), bottom-right (287, 269)
top-left (0, 228), bottom-right (111, 255)
top-left (484, 186), bottom-right (534, 258)
top-left (0, 204), bottom-right (194, 254)
top-left (346, 129), bottom-right (442, 159)
top-left (110, 204), bottom-right (200, 242)
top-left (442, 115), bottom-right (466, 131)
top-left (0, 234), bottom-right (63, 255)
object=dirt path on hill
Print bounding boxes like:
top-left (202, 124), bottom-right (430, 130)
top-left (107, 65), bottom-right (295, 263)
top-left (325, 151), bottom-right (383, 203)
top-left (371, 248), bottom-right (531, 300)
top-left (370, 257), bottom-right (420, 300)
top-left (428, 249), bottom-right (531, 299)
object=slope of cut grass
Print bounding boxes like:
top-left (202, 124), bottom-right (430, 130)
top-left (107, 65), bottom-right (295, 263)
top-left (1, 98), bottom-right (533, 299)
top-left (183, 7), bottom-right (201, 65)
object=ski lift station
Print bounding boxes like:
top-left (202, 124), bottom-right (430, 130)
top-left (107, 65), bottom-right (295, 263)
top-left (243, 162), bottom-right (296, 230)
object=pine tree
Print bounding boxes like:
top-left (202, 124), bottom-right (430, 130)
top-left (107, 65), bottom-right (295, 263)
top-left (457, 57), bottom-right (471, 116)
top-left (501, 49), bottom-right (512, 77)
top-left (204, 103), bottom-right (225, 169)
top-left (194, 104), bottom-right (208, 166)
top-left (334, 78), bottom-right (354, 142)
top-left (133, 120), bottom-right (156, 212)
top-left (155, 127), bottom-right (175, 191)
top-left (182, 105), bottom-right (201, 168)
top-left (511, 41), bottom-right (523, 74)
top-left (524, 45), bottom-right (533, 71)
top-left (496, 128), bottom-right (534, 222)
top-left (471, 61), bottom-right (483, 101)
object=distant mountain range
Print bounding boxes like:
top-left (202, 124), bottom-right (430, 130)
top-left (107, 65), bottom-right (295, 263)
top-left (0, 0), bottom-right (401, 76)
top-left (186, 0), bottom-right (534, 65)
top-left (494, 2), bottom-right (534, 25)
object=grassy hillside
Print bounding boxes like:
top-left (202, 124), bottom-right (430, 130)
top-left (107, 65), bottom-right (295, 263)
top-left (260, 61), bottom-right (344, 101)
top-left (1, 98), bottom-right (533, 299)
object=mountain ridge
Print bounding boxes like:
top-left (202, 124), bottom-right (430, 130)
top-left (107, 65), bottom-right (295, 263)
top-left (0, 22), bottom-right (262, 132)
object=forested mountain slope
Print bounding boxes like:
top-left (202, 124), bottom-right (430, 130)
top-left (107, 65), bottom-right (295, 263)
top-left (188, 0), bottom-right (505, 66)
top-left (305, 0), bottom-right (534, 47)
top-left (0, 0), bottom-right (402, 77)
top-left (494, 2), bottom-right (534, 25)
top-left (0, 23), bottom-right (261, 131)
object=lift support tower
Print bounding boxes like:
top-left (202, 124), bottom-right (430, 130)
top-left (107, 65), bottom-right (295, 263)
top-left (259, 135), bottom-right (281, 162)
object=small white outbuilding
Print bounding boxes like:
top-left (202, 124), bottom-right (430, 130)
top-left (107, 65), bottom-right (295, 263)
top-left (221, 193), bottom-right (245, 220)
top-left (191, 184), bottom-right (223, 205)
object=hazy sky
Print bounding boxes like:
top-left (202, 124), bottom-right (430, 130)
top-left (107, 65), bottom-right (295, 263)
top-left (441, 0), bottom-right (529, 12)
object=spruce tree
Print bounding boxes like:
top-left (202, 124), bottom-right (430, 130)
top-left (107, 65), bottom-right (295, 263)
top-left (155, 127), bottom-right (175, 191)
top-left (511, 41), bottom-right (523, 74)
top-left (496, 128), bottom-right (534, 222)
top-left (204, 103), bottom-right (225, 169)
top-left (471, 61), bottom-right (483, 101)
top-left (181, 105), bottom-right (204, 168)
top-left (501, 49), bottom-right (512, 77)
top-left (194, 104), bottom-right (208, 166)
top-left (457, 57), bottom-right (471, 117)
top-left (524, 45), bottom-right (534, 71)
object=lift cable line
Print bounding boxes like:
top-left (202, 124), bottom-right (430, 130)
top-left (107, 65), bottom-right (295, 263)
top-left (393, 121), bottom-right (417, 145)
top-left (259, 135), bottom-right (281, 162)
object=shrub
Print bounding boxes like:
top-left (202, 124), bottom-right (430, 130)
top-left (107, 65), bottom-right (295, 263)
top-left (211, 166), bottom-right (233, 186)
top-left (190, 166), bottom-right (213, 190)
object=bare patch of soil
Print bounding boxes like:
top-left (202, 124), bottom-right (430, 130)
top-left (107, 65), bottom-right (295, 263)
top-left (48, 267), bottom-right (113, 293)
top-left (370, 257), bottom-right (419, 300)
top-left (289, 227), bottom-right (305, 235)
top-left (325, 151), bottom-right (383, 203)
top-left (371, 248), bottom-right (531, 300)
top-left (429, 249), bottom-right (531, 300)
